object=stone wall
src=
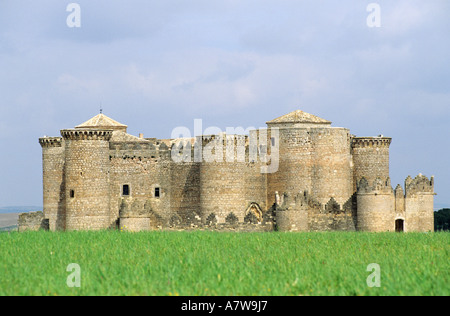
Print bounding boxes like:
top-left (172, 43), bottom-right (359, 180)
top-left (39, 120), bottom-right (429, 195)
top-left (18, 212), bottom-right (48, 232)
top-left (404, 175), bottom-right (435, 232)
top-left (274, 191), bottom-right (356, 232)
top-left (39, 137), bottom-right (65, 231)
top-left (37, 112), bottom-right (434, 233)
top-left (199, 135), bottom-right (267, 224)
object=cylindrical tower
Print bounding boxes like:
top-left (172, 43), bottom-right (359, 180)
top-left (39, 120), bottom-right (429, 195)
top-left (356, 178), bottom-right (395, 232)
top-left (310, 127), bottom-right (354, 206)
top-left (266, 127), bottom-right (314, 206)
top-left (61, 129), bottom-right (113, 230)
top-left (352, 137), bottom-right (392, 192)
top-left (404, 175), bottom-right (435, 232)
top-left (266, 111), bottom-right (353, 207)
top-left (39, 137), bottom-right (65, 231)
top-left (199, 134), bottom-right (266, 223)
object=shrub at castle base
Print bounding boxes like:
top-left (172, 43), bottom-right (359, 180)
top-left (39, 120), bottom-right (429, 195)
top-left (29, 110), bottom-right (435, 232)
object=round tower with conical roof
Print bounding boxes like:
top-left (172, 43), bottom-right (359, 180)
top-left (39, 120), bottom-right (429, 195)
top-left (60, 113), bottom-right (127, 230)
top-left (266, 110), bottom-right (353, 208)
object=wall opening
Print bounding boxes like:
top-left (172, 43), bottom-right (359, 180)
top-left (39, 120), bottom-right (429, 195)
top-left (395, 219), bottom-right (404, 232)
top-left (70, 190), bottom-right (75, 198)
top-left (122, 185), bottom-right (130, 196)
top-left (154, 187), bottom-right (160, 198)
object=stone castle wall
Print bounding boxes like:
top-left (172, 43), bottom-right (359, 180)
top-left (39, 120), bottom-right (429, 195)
top-left (18, 211), bottom-right (48, 232)
top-left (199, 135), bottom-right (267, 224)
top-left (275, 192), bottom-right (356, 232)
top-left (39, 137), bottom-right (65, 231)
top-left (36, 111), bottom-right (435, 233)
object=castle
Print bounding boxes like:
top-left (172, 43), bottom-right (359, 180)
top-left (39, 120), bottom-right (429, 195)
top-left (35, 110), bottom-right (435, 233)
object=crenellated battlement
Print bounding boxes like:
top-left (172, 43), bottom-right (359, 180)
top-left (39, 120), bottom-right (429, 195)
top-left (110, 141), bottom-right (171, 160)
top-left (61, 129), bottom-right (113, 141)
top-left (352, 137), bottom-right (392, 149)
top-left (275, 190), bottom-right (354, 215)
top-left (39, 137), bottom-right (63, 148)
top-left (170, 134), bottom-right (268, 163)
top-left (274, 190), bottom-right (356, 231)
top-left (405, 174), bottom-right (435, 196)
top-left (357, 177), bottom-right (393, 195)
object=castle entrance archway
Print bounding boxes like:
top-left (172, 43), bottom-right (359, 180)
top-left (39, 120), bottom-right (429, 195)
top-left (395, 219), bottom-right (404, 232)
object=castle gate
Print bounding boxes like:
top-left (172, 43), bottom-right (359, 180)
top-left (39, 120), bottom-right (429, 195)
top-left (395, 219), bottom-right (404, 232)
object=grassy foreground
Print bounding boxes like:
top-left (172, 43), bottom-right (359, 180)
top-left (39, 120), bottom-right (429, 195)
top-left (0, 231), bottom-right (448, 296)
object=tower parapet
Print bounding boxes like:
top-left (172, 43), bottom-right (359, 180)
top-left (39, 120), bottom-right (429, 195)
top-left (352, 137), bottom-right (392, 192)
top-left (61, 129), bottom-right (113, 141)
top-left (405, 174), bottom-right (434, 196)
top-left (39, 137), bottom-right (63, 148)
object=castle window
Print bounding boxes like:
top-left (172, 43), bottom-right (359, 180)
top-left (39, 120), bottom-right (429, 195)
top-left (155, 187), bottom-right (160, 198)
top-left (122, 185), bottom-right (130, 196)
top-left (70, 190), bottom-right (75, 198)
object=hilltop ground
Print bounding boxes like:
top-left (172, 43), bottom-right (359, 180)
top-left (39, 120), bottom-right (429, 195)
top-left (0, 213), bottom-right (19, 231)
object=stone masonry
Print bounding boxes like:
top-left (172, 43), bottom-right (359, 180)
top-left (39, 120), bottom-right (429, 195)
top-left (32, 110), bottom-right (435, 233)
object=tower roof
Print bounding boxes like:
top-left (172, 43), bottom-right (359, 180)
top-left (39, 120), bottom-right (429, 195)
top-left (266, 110), bottom-right (331, 126)
top-left (75, 114), bottom-right (128, 132)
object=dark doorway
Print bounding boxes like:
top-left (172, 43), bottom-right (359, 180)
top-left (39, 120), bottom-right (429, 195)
top-left (122, 185), bottom-right (130, 196)
top-left (395, 219), bottom-right (404, 232)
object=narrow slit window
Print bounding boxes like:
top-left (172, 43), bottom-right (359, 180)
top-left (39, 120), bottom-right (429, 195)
top-left (155, 187), bottom-right (160, 198)
top-left (122, 185), bottom-right (130, 196)
top-left (70, 190), bottom-right (75, 198)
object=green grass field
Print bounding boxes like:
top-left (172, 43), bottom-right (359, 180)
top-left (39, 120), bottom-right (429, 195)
top-left (0, 231), bottom-right (448, 296)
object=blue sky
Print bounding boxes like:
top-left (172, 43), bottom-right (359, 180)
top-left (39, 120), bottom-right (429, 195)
top-left (0, 0), bottom-right (449, 209)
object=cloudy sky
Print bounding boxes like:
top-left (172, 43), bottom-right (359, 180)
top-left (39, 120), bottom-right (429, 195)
top-left (0, 0), bottom-right (449, 209)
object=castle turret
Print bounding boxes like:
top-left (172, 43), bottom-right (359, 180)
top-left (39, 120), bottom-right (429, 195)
top-left (274, 192), bottom-right (309, 232)
top-left (356, 177), bottom-right (395, 232)
top-left (352, 137), bottom-right (392, 191)
top-left (404, 174), bottom-right (435, 232)
top-left (266, 110), bottom-right (353, 207)
top-left (198, 134), bottom-right (266, 223)
top-left (39, 137), bottom-right (65, 231)
top-left (61, 129), bottom-right (113, 230)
